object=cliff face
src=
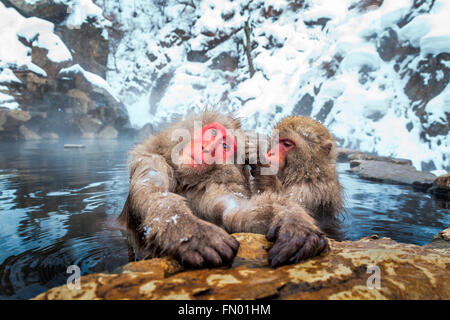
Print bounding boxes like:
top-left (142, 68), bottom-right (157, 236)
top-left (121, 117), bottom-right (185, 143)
top-left (34, 230), bottom-right (450, 300)
top-left (0, 0), bottom-right (131, 141)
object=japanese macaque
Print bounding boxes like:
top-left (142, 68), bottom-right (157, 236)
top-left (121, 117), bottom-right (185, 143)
top-left (119, 111), bottom-right (247, 268)
top-left (252, 116), bottom-right (344, 239)
top-left (119, 111), bottom-right (331, 269)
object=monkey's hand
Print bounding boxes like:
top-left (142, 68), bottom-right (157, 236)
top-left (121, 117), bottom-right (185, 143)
top-left (171, 220), bottom-right (240, 268)
top-left (266, 207), bottom-right (329, 267)
top-left (143, 204), bottom-right (240, 269)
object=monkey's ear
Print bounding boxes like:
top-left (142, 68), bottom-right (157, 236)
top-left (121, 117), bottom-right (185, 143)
top-left (321, 140), bottom-right (335, 158)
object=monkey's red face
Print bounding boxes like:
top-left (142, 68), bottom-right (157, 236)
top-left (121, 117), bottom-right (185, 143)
top-left (183, 122), bottom-right (237, 171)
top-left (267, 138), bottom-right (296, 169)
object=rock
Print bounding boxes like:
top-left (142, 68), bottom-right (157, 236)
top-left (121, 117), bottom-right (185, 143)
top-left (348, 0), bottom-right (383, 13)
top-left (292, 93), bottom-right (314, 117)
top-left (0, 108), bottom-right (31, 132)
top-left (33, 232), bottom-right (450, 300)
top-left (350, 160), bottom-right (436, 186)
top-left (67, 89), bottom-right (94, 115)
top-left (348, 153), bottom-right (412, 166)
top-left (78, 115), bottom-right (103, 138)
top-left (55, 22), bottom-right (109, 78)
top-left (376, 28), bottom-right (398, 61)
top-left (430, 174), bottom-right (450, 200)
top-left (424, 227), bottom-right (450, 251)
top-left (149, 69), bottom-right (175, 114)
top-left (31, 45), bottom-right (72, 78)
top-left (336, 148), bottom-right (364, 162)
top-left (97, 125), bottom-right (118, 139)
top-left (209, 52), bottom-right (238, 72)
top-left (2, 0), bottom-right (69, 23)
top-left (404, 53), bottom-right (449, 104)
top-left (58, 65), bottom-right (131, 131)
top-left (19, 125), bottom-right (41, 140)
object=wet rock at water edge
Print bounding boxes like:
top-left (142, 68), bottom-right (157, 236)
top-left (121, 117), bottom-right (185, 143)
top-left (350, 160), bottom-right (436, 186)
top-left (430, 174), bottom-right (450, 200)
top-left (33, 231), bottom-right (450, 300)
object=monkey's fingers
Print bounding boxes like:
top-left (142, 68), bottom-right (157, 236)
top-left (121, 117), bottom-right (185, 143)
top-left (198, 246), bottom-right (223, 267)
top-left (178, 249), bottom-right (205, 268)
top-left (266, 221), bottom-right (282, 242)
top-left (290, 234), bottom-right (329, 263)
top-left (268, 235), bottom-right (306, 267)
top-left (211, 239), bottom-right (237, 263)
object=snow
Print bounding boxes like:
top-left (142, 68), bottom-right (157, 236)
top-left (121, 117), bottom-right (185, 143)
top-left (59, 64), bottom-right (119, 102)
top-left (0, 69), bottom-right (21, 83)
top-left (0, 2), bottom-right (71, 73)
top-left (65, 0), bottom-right (110, 32)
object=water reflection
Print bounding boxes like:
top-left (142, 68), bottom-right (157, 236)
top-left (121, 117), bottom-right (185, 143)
top-left (0, 140), bottom-right (131, 299)
top-left (0, 141), bottom-right (448, 299)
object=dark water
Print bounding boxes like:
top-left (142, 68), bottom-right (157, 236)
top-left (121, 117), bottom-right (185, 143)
top-left (0, 141), bottom-right (448, 299)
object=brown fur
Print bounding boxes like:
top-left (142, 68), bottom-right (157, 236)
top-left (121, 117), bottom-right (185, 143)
top-left (119, 111), bottom-right (251, 267)
top-left (119, 112), bottom-right (332, 268)
top-left (252, 116), bottom-right (344, 239)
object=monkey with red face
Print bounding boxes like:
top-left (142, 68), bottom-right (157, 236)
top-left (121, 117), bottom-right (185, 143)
top-left (252, 116), bottom-right (344, 241)
top-left (119, 112), bottom-right (252, 268)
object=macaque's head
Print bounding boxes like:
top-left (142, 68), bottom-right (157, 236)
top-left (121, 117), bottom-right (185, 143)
top-left (173, 112), bottom-right (242, 175)
top-left (267, 116), bottom-right (336, 180)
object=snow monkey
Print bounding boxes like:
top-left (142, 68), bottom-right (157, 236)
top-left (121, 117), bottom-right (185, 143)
top-left (252, 116), bottom-right (344, 240)
top-left (119, 111), bottom-right (331, 268)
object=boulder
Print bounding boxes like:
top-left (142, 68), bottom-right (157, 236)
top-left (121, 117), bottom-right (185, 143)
top-left (348, 153), bottom-right (412, 166)
top-left (55, 22), bottom-right (109, 78)
top-left (0, 108), bottom-right (31, 132)
top-left (336, 148), bottom-right (364, 162)
top-left (2, 0), bottom-right (69, 23)
top-left (31, 44), bottom-right (72, 79)
top-left (430, 174), bottom-right (450, 200)
top-left (33, 232), bottom-right (450, 300)
top-left (209, 52), bottom-right (238, 72)
top-left (425, 227), bottom-right (450, 251)
top-left (66, 89), bottom-right (94, 115)
top-left (78, 115), bottom-right (103, 138)
top-left (350, 160), bottom-right (436, 186)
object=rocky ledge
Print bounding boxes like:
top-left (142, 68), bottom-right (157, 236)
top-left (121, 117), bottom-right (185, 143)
top-left (34, 229), bottom-right (450, 300)
top-left (336, 148), bottom-right (450, 202)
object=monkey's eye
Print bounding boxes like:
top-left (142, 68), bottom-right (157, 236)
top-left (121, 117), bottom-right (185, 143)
top-left (282, 140), bottom-right (293, 147)
top-left (223, 143), bottom-right (229, 150)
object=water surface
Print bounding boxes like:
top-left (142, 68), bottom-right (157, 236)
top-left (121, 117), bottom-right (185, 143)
top-left (0, 141), bottom-right (448, 299)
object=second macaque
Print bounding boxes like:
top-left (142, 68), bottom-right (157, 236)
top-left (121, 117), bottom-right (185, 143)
top-left (251, 116), bottom-right (344, 238)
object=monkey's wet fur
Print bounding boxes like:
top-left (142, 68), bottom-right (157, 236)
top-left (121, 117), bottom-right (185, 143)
top-left (119, 112), bottom-right (343, 268)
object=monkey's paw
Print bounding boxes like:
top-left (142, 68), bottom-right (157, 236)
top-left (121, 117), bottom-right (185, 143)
top-left (266, 218), bottom-right (329, 268)
top-left (173, 222), bottom-right (240, 268)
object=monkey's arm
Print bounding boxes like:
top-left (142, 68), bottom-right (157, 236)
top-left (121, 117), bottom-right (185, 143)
top-left (119, 146), bottom-right (239, 267)
top-left (197, 187), bottom-right (329, 267)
